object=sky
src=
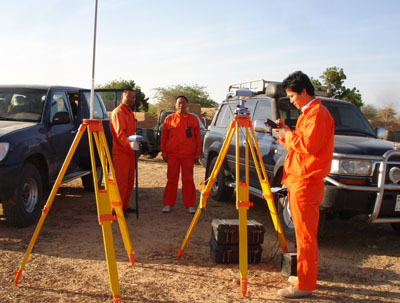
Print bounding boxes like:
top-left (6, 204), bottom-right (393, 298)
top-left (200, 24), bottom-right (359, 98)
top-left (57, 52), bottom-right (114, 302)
top-left (1, 0), bottom-right (400, 111)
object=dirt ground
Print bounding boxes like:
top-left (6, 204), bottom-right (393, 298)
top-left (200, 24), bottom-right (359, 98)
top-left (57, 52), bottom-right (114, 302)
top-left (1, 155), bottom-right (400, 303)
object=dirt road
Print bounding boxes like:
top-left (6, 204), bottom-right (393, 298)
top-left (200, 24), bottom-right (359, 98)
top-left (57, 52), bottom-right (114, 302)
top-left (1, 155), bottom-right (400, 302)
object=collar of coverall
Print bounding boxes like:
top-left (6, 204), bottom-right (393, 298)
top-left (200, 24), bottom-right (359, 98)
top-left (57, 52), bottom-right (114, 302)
top-left (301, 98), bottom-right (319, 113)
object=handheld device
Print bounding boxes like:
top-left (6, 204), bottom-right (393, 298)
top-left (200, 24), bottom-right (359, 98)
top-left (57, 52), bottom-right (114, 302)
top-left (264, 119), bottom-right (279, 129)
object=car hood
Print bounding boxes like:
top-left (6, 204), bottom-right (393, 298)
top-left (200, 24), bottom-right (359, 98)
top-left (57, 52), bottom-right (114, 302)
top-left (0, 121), bottom-right (36, 137)
top-left (334, 135), bottom-right (398, 156)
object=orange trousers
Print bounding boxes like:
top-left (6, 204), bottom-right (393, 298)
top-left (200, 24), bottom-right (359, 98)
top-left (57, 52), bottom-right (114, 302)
top-left (287, 178), bottom-right (324, 291)
top-left (112, 151), bottom-right (135, 210)
top-left (163, 156), bottom-right (195, 208)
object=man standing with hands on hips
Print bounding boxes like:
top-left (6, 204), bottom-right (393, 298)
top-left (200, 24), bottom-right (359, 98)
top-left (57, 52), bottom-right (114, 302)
top-left (161, 96), bottom-right (201, 214)
top-left (110, 90), bottom-right (137, 216)
top-left (273, 71), bottom-right (334, 298)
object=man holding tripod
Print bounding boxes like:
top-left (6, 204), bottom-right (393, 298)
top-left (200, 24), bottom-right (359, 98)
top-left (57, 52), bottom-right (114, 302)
top-left (274, 71), bottom-right (334, 298)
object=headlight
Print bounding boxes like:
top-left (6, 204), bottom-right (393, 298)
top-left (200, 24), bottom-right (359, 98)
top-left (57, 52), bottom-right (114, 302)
top-left (0, 142), bottom-right (10, 161)
top-left (330, 158), bottom-right (372, 176)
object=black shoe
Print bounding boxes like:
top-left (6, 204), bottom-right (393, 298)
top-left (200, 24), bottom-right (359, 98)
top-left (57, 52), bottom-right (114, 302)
top-left (124, 208), bottom-right (136, 213)
top-left (123, 208), bottom-right (136, 216)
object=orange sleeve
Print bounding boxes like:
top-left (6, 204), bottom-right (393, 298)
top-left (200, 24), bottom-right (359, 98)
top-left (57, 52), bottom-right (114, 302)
top-left (161, 116), bottom-right (170, 157)
top-left (111, 109), bottom-right (131, 151)
top-left (193, 116), bottom-right (201, 159)
top-left (284, 109), bottom-right (331, 155)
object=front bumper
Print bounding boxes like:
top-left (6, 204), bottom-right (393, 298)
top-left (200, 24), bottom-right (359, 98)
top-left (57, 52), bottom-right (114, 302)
top-left (323, 150), bottom-right (400, 223)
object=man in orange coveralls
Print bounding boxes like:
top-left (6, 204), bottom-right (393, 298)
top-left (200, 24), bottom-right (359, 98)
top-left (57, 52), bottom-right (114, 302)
top-left (110, 90), bottom-right (137, 216)
top-left (274, 71), bottom-right (334, 298)
top-left (161, 96), bottom-right (201, 214)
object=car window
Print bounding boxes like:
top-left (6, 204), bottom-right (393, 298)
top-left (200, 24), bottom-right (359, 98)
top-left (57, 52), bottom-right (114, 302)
top-left (0, 89), bottom-right (46, 121)
top-left (214, 103), bottom-right (236, 127)
top-left (83, 92), bottom-right (107, 119)
top-left (253, 99), bottom-right (271, 121)
top-left (278, 98), bottom-right (301, 130)
top-left (50, 92), bottom-right (70, 123)
top-left (323, 101), bottom-right (375, 136)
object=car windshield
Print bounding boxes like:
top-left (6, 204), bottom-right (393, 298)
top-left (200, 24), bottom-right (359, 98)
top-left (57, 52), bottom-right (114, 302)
top-left (322, 100), bottom-right (376, 137)
top-left (279, 97), bottom-right (376, 137)
top-left (0, 89), bottom-right (47, 122)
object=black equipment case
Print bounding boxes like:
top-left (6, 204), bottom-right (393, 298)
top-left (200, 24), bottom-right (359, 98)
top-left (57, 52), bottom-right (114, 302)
top-left (209, 238), bottom-right (263, 264)
top-left (209, 219), bottom-right (265, 264)
top-left (211, 219), bottom-right (265, 245)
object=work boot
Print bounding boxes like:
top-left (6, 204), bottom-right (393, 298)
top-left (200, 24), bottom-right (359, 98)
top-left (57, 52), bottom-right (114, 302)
top-left (162, 206), bottom-right (171, 213)
top-left (187, 207), bottom-right (196, 214)
top-left (277, 286), bottom-right (312, 298)
top-left (288, 276), bottom-right (298, 285)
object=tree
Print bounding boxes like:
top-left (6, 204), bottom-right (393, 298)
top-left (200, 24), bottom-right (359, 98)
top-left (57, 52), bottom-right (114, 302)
top-left (319, 67), bottom-right (363, 107)
top-left (97, 79), bottom-right (149, 112)
top-left (377, 104), bottom-right (397, 123)
top-left (153, 84), bottom-right (218, 110)
top-left (361, 104), bottom-right (378, 120)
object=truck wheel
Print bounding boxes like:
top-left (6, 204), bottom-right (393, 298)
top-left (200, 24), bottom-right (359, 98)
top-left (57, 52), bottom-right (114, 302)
top-left (3, 163), bottom-right (43, 228)
top-left (207, 156), bottom-right (234, 201)
top-left (276, 193), bottom-right (326, 241)
top-left (391, 223), bottom-right (400, 235)
top-left (81, 166), bottom-right (103, 192)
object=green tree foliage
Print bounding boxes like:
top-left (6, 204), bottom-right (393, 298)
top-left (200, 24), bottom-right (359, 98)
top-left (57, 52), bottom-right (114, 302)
top-left (97, 79), bottom-right (149, 112)
top-left (153, 84), bottom-right (218, 110)
top-left (319, 67), bottom-right (363, 107)
top-left (361, 104), bottom-right (378, 120)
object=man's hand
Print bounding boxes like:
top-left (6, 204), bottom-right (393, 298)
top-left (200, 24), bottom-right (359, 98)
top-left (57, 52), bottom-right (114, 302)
top-left (273, 119), bottom-right (291, 139)
top-left (162, 156), bottom-right (168, 162)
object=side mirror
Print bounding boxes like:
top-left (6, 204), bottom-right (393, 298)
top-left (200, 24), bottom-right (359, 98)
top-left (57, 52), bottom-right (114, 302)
top-left (52, 111), bottom-right (70, 124)
top-left (376, 127), bottom-right (387, 140)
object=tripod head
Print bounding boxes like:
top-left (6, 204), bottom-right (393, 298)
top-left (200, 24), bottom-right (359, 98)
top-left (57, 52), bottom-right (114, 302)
top-left (234, 89), bottom-right (254, 116)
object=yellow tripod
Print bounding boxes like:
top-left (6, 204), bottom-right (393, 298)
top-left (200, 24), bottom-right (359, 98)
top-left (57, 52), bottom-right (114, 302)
top-left (13, 119), bottom-right (134, 303)
top-left (177, 103), bottom-right (288, 297)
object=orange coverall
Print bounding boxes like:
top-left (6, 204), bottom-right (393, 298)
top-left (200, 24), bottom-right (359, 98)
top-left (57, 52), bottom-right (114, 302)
top-left (161, 112), bottom-right (201, 208)
top-left (280, 99), bottom-right (334, 291)
top-left (110, 104), bottom-right (136, 210)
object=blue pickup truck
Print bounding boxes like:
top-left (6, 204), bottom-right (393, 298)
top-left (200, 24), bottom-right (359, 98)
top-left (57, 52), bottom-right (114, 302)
top-left (202, 80), bottom-right (400, 237)
top-left (0, 85), bottom-right (113, 227)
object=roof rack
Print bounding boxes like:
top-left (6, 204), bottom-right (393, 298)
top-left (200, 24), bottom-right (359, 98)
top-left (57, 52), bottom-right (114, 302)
top-left (314, 85), bottom-right (331, 97)
top-left (227, 80), bottom-right (332, 98)
top-left (227, 79), bottom-right (280, 98)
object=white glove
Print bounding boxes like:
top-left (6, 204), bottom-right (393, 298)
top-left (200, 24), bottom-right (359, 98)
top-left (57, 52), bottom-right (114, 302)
top-left (130, 141), bottom-right (139, 151)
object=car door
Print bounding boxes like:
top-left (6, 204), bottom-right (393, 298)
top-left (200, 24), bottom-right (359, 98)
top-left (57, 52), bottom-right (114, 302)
top-left (249, 98), bottom-right (280, 189)
top-left (46, 90), bottom-right (79, 179)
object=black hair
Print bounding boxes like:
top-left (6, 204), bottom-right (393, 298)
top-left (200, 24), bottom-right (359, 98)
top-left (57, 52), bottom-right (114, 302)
top-left (282, 71), bottom-right (315, 96)
top-left (176, 95), bottom-right (188, 103)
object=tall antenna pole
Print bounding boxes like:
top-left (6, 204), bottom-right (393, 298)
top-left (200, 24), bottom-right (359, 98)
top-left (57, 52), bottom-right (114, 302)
top-left (89, 0), bottom-right (98, 120)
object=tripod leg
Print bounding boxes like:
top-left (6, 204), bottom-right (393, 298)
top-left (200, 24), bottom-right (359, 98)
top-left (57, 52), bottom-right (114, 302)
top-left (177, 124), bottom-right (236, 259)
top-left (87, 124), bottom-right (121, 300)
top-left (97, 190), bottom-right (121, 301)
top-left (247, 126), bottom-right (288, 252)
top-left (98, 130), bottom-right (135, 265)
top-left (237, 184), bottom-right (250, 297)
top-left (14, 123), bottom-right (87, 286)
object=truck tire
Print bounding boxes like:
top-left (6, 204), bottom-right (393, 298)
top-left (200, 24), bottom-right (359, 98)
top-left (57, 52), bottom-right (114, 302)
top-left (3, 163), bottom-right (43, 228)
top-left (206, 156), bottom-right (234, 201)
top-left (81, 166), bottom-right (103, 192)
top-left (276, 193), bottom-right (326, 241)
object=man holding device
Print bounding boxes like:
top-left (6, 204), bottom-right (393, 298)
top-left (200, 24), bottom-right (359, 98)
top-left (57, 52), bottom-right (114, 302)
top-left (110, 90), bottom-right (137, 215)
top-left (273, 71), bottom-right (334, 298)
